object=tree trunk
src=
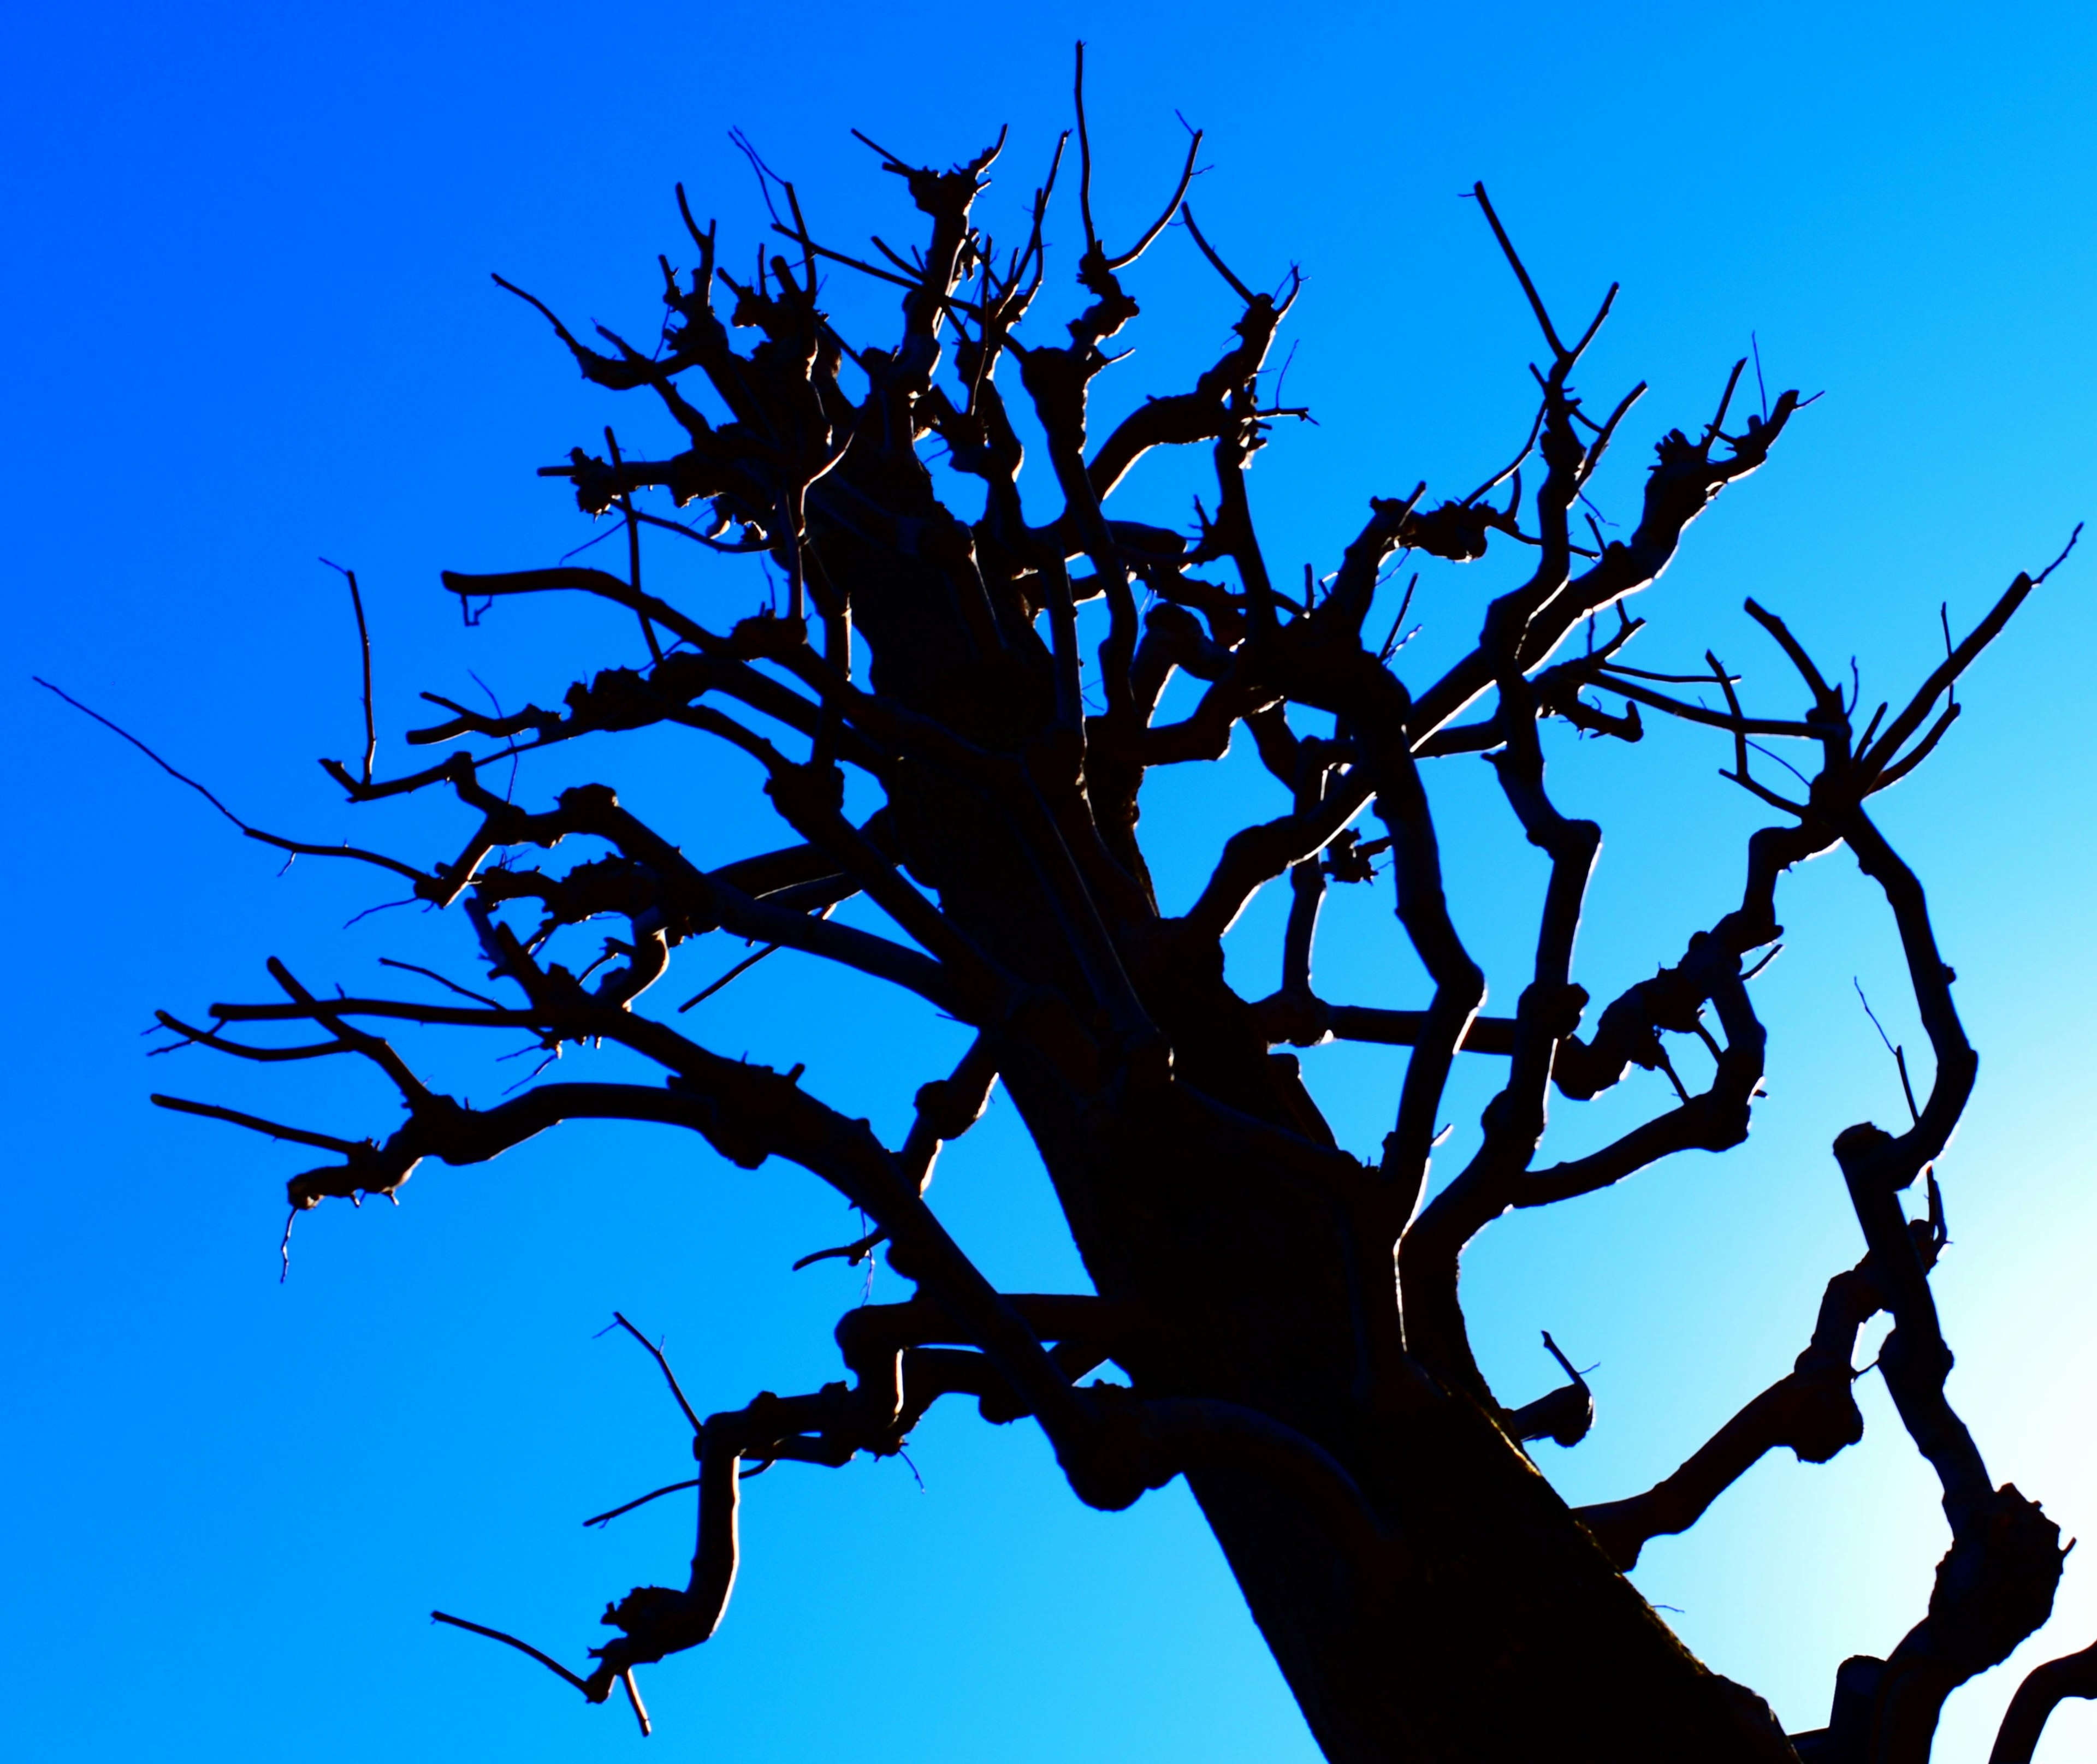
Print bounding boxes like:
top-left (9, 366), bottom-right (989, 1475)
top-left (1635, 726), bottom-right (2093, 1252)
top-left (1010, 1058), bottom-right (1793, 1763)
top-left (848, 528), bottom-right (1794, 1760)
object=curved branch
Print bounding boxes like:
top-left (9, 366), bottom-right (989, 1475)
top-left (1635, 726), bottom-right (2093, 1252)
top-left (1577, 1210), bottom-right (1948, 1570)
top-left (1183, 769), bottom-right (1370, 940)
top-left (1580, 1365), bottom-right (1862, 1573)
top-left (1989, 1638), bottom-right (2097, 1764)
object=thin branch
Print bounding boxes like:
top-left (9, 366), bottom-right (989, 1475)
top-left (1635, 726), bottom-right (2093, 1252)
top-left (1467, 182), bottom-right (1566, 359)
top-left (608, 1311), bottom-right (703, 1434)
top-left (1073, 41), bottom-right (1098, 254)
top-left (430, 1611), bottom-right (590, 1695)
top-left (677, 905), bottom-right (835, 1013)
top-left (376, 958), bottom-right (506, 1012)
top-left (1178, 204), bottom-right (1255, 304)
top-left (38, 675), bottom-right (433, 881)
top-left (1105, 126), bottom-right (1204, 272)
top-left (36, 676), bottom-right (250, 830)
top-left (584, 1477), bottom-right (702, 1529)
top-left (792, 1227), bottom-right (887, 1272)
top-left (319, 558), bottom-right (377, 786)
top-left (620, 1670), bottom-right (651, 1738)
top-left (678, 941), bottom-right (783, 1012)
top-left (150, 1094), bottom-right (364, 1154)
top-left (1853, 977), bottom-right (1921, 1124)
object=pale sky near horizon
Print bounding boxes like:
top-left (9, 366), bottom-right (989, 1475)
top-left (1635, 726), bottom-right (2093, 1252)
top-left (7, 3), bottom-right (2097, 1759)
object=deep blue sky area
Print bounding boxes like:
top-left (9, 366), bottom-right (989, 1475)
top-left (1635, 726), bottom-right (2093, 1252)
top-left (7, 3), bottom-right (2097, 1759)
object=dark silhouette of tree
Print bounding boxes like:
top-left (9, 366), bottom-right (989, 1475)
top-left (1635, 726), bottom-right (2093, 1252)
top-left (117, 52), bottom-right (2093, 1764)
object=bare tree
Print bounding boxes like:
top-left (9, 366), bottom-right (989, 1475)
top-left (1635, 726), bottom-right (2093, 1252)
top-left (115, 53), bottom-right (2093, 1764)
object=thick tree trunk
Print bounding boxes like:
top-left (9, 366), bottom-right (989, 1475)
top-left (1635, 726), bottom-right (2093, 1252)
top-left (841, 527), bottom-right (1798, 1763)
top-left (1024, 1075), bottom-right (1792, 1763)
top-left (1188, 1409), bottom-right (1794, 1762)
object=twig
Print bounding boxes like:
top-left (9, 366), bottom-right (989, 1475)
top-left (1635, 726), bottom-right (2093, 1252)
top-left (605, 1311), bottom-right (703, 1433)
top-left (1541, 1331), bottom-right (1588, 1385)
top-left (1467, 182), bottom-right (1565, 359)
top-left (1853, 977), bottom-right (1921, 1124)
top-left (602, 428), bottom-right (662, 664)
top-left (792, 1226), bottom-right (888, 1272)
top-left (1178, 204), bottom-right (1255, 304)
top-left (319, 559), bottom-right (377, 785)
top-left (1741, 943), bottom-right (1784, 983)
top-left (376, 958), bottom-right (505, 1011)
top-left (620, 1669), bottom-right (651, 1738)
top-left (465, 670), bottom-right (520, 805)
top-left (2032, 521), bottom-right (2083, 586)
top-left (35, 677), bottom-right (249, 830)
top-left (1073, 41), bottom-right (1098, 254)
top-left (583, 1477), bottom-right (702, 1528)
top-left (430, 1611), bottom-right (590, 1695)
top-left (678, 904), bottom-right (836, 1012)
top-left (1378, 573), bottom-right (1419, 663)
top-left (679, 941), bottom-right (782, 1012)
top-left (499, 1049), bottom-right (560, 1095)
top-left (151, 1094), bottom-right (363, 1154)
top-left (34, 678), bottom-right (429, 881)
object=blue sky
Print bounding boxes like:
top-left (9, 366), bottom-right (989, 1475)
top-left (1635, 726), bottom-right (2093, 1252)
top-left (7, 2), bottom-right (2097, 1758)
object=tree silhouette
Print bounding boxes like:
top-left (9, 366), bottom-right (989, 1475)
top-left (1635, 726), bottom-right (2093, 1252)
top-left (122, 53), bottom-right (2092, 1764)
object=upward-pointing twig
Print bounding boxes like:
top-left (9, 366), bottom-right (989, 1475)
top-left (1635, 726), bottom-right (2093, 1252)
top-left (319, 559), bottom-right (377, 786)
top-left (1467, 182), bottom-right (1565, 359)
top-left (1853, 977), bottom-right (1920, 1124)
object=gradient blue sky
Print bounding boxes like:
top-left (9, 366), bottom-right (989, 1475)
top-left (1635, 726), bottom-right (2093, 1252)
top-left (8, 2), bottom-right (2097, 1759)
